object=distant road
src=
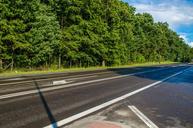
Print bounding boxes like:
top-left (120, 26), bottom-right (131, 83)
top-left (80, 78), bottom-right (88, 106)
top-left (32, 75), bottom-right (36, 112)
top-left (0, 64), bottom-right (192, 128)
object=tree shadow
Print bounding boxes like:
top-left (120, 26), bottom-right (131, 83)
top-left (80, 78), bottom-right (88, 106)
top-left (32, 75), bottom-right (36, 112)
top-left (107, 66), bottom-right (163, 75)
top-left (107, 65), bottom-right (193, 84)
top-left (34, 81), bottom-right (58, 128)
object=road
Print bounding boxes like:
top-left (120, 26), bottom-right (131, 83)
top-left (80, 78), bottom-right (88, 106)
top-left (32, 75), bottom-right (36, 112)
top-left (128, 65), bottom-right (193, 128)
top-left (0, 64), bottom-right (192, 128)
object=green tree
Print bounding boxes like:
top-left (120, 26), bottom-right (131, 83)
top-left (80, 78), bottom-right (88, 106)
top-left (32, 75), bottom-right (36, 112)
top-left (0, 0), bottom-right (192, 70)
top-left (0, 0), bottom-right (61, 70)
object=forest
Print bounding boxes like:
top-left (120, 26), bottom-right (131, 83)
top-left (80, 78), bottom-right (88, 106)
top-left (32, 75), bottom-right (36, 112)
top-left (0, 0), bottom-right (193, 71)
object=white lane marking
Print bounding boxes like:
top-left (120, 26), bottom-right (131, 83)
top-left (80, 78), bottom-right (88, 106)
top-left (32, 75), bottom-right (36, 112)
top-left (44, 67), bottom-right (190, 128)
top-left (53, 80), bottom-right (68, 85)
top-left (128, 105), bottom-right (159, 128)
top-left (0, 68), bottom-right (170, 100)
top-left (52, 74), bottom-right (97, 85)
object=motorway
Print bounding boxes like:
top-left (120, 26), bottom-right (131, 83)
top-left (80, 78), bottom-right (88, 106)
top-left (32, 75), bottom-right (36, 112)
top-left (0, 64), bottom-right (192, 128)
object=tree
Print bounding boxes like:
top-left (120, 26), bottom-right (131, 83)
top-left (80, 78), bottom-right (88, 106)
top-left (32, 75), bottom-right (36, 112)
top-left (0, 0), bottom-right (192, 70)
top-left (0, 0), bottom-right (61, 69)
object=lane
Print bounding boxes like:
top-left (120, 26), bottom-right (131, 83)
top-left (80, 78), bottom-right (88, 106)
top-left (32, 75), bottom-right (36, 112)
top-left (0, 64), bottom-right (179, 86)
top-left (128, 66), bottom-right (193, 128)
top-left (1, 65), bottom-right (168, 83)
top-left (45, 68), bottom-right (187, 128)
top-left (0, 65), bottom-right (172, 95)
top-left (0, 65), bottom-right (190, 128)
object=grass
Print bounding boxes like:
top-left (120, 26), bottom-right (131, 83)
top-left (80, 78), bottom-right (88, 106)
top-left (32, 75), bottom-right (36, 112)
top-left (0, 61), bottom-right (178, 78)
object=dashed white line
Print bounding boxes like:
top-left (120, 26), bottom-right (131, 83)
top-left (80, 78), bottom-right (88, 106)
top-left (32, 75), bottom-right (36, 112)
top-left (128, 105), bottom-right (159, 128)
top-left (53, 80), bottom-right (68, 85)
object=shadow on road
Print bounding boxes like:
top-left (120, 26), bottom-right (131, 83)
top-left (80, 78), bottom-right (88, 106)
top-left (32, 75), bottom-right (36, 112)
top-left (107, 65), bottom-right (193, 84)
top-left (34, 81), bottom-right (58, 128)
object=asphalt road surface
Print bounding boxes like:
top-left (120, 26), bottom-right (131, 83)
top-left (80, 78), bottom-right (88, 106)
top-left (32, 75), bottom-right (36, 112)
top-left (0, 64), bottom-right (192, 128)
top-left (128, 65), bottom-right (193, 128)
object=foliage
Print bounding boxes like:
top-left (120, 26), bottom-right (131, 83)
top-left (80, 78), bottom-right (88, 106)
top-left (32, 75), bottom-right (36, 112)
top-left (0, 0), bottom-right (192, 70)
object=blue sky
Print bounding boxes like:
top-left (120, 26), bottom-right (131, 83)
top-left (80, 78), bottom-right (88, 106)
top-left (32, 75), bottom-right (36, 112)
top-left (123, 0), bottom-right (193, 47)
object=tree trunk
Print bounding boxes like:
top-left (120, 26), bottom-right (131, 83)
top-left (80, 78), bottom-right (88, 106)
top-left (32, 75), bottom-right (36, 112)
top-left (0, 59), bottom-right (2, 70)
top-left (102, 60), bottom-right (105, 67)
top-left (48, 55), bottom-right (51, 69)
top-left (58, 54), bottom-right (61, 69)
top-left (69, 61), bottom-right (72, 68)
top-left (11, 49), bottom-right (14, 71)
top-left (11, 57), bottom-right (14, 71)
top-left (79, 60), bottom-right (82, 67)
top-left (87, 61), bottom-right (89, 67)
top-left (0, 48), bottom-right (2, 70)
top-left (158, 51), bottom-right (161, 64)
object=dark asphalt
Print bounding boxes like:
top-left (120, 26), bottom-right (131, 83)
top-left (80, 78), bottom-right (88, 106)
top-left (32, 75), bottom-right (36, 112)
top-left (0, 64), bottom-right (191, 128)
top-left (128, 65), bottom-right (193, 128)
top-left (0, 65), bottom-right (172, 95)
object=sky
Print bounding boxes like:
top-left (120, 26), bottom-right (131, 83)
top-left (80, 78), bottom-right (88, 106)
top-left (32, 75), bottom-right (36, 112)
top-left (123, 0), bottom-right (193, 47)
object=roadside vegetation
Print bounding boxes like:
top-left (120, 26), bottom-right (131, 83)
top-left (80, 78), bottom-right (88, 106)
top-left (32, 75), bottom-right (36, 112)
top-left (0, 62), bottom-right (177, 77)
top-left (0, 0), bottom-right (193, 73)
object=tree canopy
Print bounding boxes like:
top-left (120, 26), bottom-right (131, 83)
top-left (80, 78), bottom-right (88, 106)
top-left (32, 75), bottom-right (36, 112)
top-left (0, 0), bottom-right (192, 70)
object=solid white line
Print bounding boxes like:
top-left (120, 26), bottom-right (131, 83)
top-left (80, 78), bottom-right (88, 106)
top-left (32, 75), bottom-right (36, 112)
top-left (128, 105), bottom-right (159, 128)
top-left (0, 68), bottom-right (169, 100)
top-left (44, 67), bottom-right (190, 128)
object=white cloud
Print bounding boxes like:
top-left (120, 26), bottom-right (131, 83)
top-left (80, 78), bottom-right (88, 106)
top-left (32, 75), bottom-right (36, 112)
top-left (179, 33), bottom-right (193, 47)
top-left (132, 2), bottom-right (193, 29)
top-left (189, 42), bottom-right (193, 47)
top-left (126, 0), bottom-right (193, 44)
top-left (180, 34), bottom-right (188, 43)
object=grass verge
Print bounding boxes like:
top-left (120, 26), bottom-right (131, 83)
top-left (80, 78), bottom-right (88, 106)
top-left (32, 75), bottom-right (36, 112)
top-left (0, 61), bottom-right (178, 78)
